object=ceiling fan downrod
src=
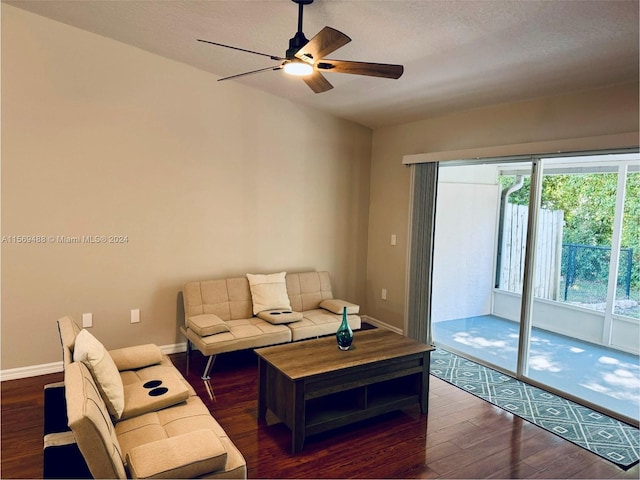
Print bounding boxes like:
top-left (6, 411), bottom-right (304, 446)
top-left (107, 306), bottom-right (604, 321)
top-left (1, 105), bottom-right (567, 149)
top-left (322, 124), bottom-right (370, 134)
top-left (286, 0), bottom-right (313, 60)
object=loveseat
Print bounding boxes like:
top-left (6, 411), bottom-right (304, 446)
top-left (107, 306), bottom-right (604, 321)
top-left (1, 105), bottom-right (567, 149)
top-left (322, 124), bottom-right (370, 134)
top-left (56, 316), bottom-right (247, 479)
top-left (182, 271), bottom-right (361, 379)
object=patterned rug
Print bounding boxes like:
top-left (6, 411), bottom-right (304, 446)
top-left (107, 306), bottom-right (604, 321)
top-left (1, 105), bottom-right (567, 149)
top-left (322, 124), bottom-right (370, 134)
top-left (430, 348), bottom-right (640, 469)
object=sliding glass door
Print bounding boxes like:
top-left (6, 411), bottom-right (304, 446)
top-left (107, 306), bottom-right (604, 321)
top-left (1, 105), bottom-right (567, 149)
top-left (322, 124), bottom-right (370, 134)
top-left (525, 156), bottom-right (640, 421)
top-left (430, 151), bottom-right (639, 424)
top-left (431, 161), bottom-right (531, 374)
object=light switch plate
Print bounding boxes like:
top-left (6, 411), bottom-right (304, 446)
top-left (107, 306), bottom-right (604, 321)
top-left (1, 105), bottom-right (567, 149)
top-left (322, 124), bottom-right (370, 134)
top-left (130, 309), bottom-right (140, 323)
top-left (82, 313), bottom-right (93, 328)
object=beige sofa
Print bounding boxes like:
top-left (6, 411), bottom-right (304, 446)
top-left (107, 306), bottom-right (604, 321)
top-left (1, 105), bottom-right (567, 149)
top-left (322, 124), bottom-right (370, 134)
top-left (57, 316), bottom-right (247, 479)
top-left (182, 271), bottom-right (361, 379)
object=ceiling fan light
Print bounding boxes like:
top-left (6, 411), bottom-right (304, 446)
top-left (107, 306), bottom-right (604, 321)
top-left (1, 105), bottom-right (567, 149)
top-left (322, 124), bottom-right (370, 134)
top-left (283, 61), bottom-right (313, 76)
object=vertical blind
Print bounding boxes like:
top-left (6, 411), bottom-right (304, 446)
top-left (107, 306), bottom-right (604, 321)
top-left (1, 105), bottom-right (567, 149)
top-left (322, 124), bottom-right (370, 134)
top-left (406, 162), bottom-right (438, 344)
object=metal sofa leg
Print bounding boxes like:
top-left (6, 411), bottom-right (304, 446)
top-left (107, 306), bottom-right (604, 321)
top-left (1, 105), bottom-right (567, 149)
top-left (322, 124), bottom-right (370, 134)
top-left (202, 355), bottom-right (216, 381)
top-left (204, 379), bottom-right (216, 402)
top-left (202, 355), bottom-right (217, 402)
top-left (185, 340), bottom-right (191, 375)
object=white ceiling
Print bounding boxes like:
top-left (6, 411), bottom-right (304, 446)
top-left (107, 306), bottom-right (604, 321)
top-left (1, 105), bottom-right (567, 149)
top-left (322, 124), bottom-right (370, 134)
top-left (6, 0), bottom-right (639, 129)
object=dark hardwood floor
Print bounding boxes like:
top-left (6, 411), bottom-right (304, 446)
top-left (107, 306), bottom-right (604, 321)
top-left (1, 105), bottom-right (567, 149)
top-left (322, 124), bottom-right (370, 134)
top-left (2, 347), bottom-right (638, 479)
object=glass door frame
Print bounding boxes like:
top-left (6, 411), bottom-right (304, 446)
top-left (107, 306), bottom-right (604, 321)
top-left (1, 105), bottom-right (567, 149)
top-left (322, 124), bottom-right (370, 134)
top-left (516, 157), bottom-right (542, 379)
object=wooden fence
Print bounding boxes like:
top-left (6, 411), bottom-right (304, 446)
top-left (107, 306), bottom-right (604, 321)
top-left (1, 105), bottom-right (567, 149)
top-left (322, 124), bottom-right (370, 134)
top-left (499, 203), bottom-right (564, 300)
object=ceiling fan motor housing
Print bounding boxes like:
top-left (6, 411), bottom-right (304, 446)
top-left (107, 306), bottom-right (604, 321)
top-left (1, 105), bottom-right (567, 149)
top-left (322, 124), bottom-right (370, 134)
top-left (286, 31), bottom-right (310, 60)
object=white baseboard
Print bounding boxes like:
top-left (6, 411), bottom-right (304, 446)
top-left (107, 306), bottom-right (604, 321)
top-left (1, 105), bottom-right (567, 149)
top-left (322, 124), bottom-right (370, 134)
top-left (0, 361), bottom-right (64, 381)
top-left (160, 342), bottom-right (187, 355)
top-left (361, 315), bottom-right (404, 335)
top-left (2, 325), bottom-right (401, 382)
top-left (0, 342), bottom-right (190, 382)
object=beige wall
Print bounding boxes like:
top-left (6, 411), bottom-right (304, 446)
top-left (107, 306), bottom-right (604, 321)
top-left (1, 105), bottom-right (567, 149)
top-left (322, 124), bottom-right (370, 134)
top-left (1, 5), bottom-right (372, 370)
top-left (367, 82), bottom-right (639, 330)
top-left (3, 4), bottom-right (638, 372)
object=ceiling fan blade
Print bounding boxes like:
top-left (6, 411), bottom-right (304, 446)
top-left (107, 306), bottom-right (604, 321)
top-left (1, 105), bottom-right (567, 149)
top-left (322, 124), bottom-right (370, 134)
top-left (302, 71), bottom-right (333, 93)
top-left (317, 59), bottom-right (404, 79)
top-left (198, 39), bottom-right (284, 61)
top-left (218, 65), bottom-right (283, 82)
top-left (295, 26), bottom-right (351, 64)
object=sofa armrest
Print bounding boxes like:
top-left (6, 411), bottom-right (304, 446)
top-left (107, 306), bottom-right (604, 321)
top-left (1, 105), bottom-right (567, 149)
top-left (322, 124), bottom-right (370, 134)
top-left (108, 344), bottom-right (163, 372)
top-left (127, 429), bottom-right (227, 479)
top-left (120, 372), bottom-right (190, 420)
top-left (319, 299), bottom-right (360, 315)
top-left (187, 314), bottom-right (230, 337)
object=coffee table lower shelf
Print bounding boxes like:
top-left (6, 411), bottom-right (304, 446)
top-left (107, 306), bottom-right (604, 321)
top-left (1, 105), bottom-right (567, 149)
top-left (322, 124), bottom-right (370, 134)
top-left (305, 390), bottom-right (422, 437)
top-left (256, 330), bottom-right (433, 453)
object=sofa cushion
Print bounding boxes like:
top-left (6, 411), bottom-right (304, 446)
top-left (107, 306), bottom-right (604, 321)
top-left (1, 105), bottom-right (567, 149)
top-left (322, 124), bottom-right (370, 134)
top-left (187, 314), bottom-right (230, 337)
top-left (246, 272), bottom-right (291, 315)
top-left (287, 308), bottom-right (362, 342)
top-left (57, 316), bottom-right (82, 367)
top-left (185, 318), bottom-right (291, 356)
top-left (319, 299), bottom-right (360, 315)
top-left (183, 278), bottom-right (254, 321)
top-left (257, 309), bottom-right (303, 325)
top-left (65, 362), bottom-right (127, 479)
top-left (73, 329), bottom-right (125, 419)
top-left (286, 271), bottom-right (334, 312)
top-left (127, 429), bottom-right (227, 479)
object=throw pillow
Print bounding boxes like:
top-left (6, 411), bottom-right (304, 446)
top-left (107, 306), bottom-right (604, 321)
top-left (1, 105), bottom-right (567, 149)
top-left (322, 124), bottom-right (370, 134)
top-left (73, 329), bottom-right (125, 419)
top-left (246, 272), bottom-right (292, 315)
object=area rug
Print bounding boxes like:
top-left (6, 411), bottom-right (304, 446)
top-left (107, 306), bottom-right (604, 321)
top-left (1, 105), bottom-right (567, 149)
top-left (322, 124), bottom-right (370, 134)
top-left (430, 348), bottom-right (640, 469)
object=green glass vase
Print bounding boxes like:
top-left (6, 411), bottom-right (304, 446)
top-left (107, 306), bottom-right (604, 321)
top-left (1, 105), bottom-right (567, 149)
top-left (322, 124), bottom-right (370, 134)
top-left (336, 306), bottom-right (353, 351)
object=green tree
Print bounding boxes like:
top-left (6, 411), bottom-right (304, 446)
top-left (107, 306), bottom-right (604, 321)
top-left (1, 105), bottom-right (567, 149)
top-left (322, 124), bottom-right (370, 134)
top-left (500, 172), bottom-right (640, 290)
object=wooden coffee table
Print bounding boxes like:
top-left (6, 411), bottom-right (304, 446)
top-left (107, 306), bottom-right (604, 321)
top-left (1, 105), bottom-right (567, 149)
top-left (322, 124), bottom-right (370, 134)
top-left (255, 328), bottom-right (434, 453)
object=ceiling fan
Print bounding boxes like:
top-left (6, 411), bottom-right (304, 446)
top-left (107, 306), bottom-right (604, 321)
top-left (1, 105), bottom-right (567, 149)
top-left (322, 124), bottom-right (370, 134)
top-left (197, 0), bottom-right (404, 93)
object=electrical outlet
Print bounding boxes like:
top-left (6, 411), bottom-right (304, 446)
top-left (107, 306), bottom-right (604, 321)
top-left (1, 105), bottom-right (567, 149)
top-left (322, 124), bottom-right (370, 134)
top-left (391, 234), bottom-right (397, 246)
top-left (82, 313), bottom-right (93, 328)
top-left (130, 309), bottom-right (140, 324)
top-left (381, 288), bottom-right (387, 300)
